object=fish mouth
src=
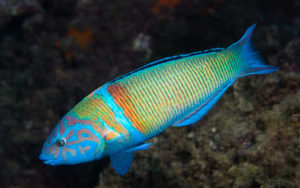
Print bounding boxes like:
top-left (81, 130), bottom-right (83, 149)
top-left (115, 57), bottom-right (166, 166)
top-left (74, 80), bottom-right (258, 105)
top-left (39, 154), bottom-right (58, 165)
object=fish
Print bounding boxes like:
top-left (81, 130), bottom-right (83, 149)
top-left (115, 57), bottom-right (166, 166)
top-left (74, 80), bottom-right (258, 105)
top-left (39, 24), bottom-right (279, 175)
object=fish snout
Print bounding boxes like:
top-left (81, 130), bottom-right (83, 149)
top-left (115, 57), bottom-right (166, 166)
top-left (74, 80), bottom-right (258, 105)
top-left (39, 153), bottom-right (55, 165)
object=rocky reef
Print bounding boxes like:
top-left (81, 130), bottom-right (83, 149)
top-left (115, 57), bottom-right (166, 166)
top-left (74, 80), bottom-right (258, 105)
top-left (0, 0), bottom-right (299, 187)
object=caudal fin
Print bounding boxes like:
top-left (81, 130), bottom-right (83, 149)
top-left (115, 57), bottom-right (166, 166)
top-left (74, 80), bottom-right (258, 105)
top-left (228, 23), bottom-right (279, 77)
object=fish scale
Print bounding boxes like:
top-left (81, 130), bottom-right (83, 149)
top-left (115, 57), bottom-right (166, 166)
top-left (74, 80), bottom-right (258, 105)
top-left (108, 50), bottom-right (237, 139)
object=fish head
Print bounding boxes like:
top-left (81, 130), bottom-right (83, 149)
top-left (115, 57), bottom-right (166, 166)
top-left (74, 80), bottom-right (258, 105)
top-left (39, 115), bottom-right (105, 165)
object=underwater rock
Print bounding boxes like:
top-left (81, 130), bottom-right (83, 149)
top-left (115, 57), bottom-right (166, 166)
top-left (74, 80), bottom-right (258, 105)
top-left (0, 0), bottom-right (299, 187)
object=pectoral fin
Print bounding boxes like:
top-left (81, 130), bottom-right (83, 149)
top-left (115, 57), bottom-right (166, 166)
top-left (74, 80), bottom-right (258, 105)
top-left (110, 143), bottom-right (152, 175)
top-left (110, 152), bottom-right (133, 175)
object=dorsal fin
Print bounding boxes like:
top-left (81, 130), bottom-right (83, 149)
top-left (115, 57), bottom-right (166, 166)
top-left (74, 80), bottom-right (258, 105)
top-left (109, 48), bottom-right (223, 84)
top-left (148, 48), bottom-right (224, 66)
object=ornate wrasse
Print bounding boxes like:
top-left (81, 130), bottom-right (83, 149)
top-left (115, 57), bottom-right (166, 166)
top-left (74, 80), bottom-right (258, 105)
top-left (40, 24), bottom-right (279, 175)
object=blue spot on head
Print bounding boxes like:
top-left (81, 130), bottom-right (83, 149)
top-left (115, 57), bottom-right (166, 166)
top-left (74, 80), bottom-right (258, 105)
top-left (81, 133), bottom-right (90, 138)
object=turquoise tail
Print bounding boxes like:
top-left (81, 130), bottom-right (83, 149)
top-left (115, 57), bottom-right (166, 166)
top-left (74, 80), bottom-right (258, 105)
top-left (228, 23), bottom-right (279, 77)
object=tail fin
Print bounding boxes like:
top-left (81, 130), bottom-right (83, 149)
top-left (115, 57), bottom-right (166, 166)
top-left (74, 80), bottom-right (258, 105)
top-left (228, 23), bottom-right (279, 77)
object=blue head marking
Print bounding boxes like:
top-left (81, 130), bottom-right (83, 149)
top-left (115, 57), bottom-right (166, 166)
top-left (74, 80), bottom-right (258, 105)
top-left (39, 115), bottom-right (105, 165)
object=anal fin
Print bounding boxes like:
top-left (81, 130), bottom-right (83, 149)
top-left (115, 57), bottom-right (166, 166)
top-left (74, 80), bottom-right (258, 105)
top-left (173, 79), bottom-right (236, 127)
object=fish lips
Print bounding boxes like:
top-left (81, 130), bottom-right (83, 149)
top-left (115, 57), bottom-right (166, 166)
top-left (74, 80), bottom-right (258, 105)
top-left (39, 153), bottom-right (60, 165)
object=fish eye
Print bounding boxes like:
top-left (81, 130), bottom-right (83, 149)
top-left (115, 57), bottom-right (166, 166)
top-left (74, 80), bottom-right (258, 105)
top-left (55, 138), bottom-right (66, 147)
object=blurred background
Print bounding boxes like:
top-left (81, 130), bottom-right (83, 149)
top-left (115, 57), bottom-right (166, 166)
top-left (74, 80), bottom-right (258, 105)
top-left (0, 0), bottom-right (299, 187)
